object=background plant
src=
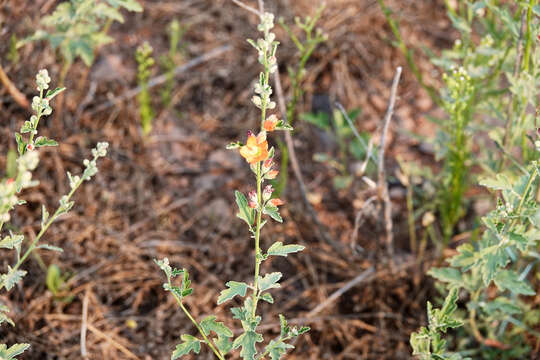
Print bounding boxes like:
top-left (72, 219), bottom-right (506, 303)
top-left (156, 11), bottom-right (307, 359)
top-left (135, 41), bottom-right (155, 136)
top-left (392, 1), bottom-right (540, 358)
top-left (27, 0), bottom-right (142, 84)
top-left (0, 70), bottom-right (108, 358)
top-left (301, 107), bottom-right (375, 189)
top-left (273, 6), bottom-right (326, 195)
top-left (160, 19), bottom-right (187, 107)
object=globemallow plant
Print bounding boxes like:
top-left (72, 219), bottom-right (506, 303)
top-left (0, 70), bottom-right (108, 358)
top-left (155, 12), bottom-right (306, 360)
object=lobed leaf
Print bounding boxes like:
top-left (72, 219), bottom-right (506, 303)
top-left (217, 281), bottom-right (248, 305)
top-left (258, 272), bottom-right (282, 292)
top-left (200, 316), bottom-right (233, 338)
top-left (233, 331), bottom-right (263, 360)
top-left (266, 242), bottom-right (304, 257)
top-left (171, 334), bottom-right (200, 359)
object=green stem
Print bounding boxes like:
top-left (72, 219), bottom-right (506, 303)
top-left (0, 176), bottom-right (83, 290)
top-left (176, 299), bottom-right (225, 360)
top-left (251, 162), bottom-right (263, 319)
top-left (522, 0), bottom-right (534, 73)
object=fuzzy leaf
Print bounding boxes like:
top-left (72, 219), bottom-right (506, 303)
top-left (34, 136), bottom-right (58, 147)
top-left (45, 87), bottom-right (65, 100)
top-left (171, 334), bottom-right (201, 359)
top-left (479, 174), bottom-right (512, 191)
top-left (235, 191), bottom-right (255, 226)
top-left (266, 242), bottom-right (304, 257)
top-left (428, 267), bottom-right (463, 287)
top-left (0, 343), bottom-right (30, 360)
top-left (260, 292), bottom-right (274, 303)
top-left (494, 270), bottom-right (535, 296)
top-left (0, 304), bottom-right (14, 327)
top-left (263, 205), bottom-right (282, 223)
top-left (0, 235), bottom-right (23, 250)
top-left (258, 272), bottom-right (282, 292)
top-left (1, 267), bottom-right (27, 291)
top-left (37, 244), bottom-right (64, 253)
top-left (233, 331), bottom-right (263, 360)
top-left (217, 281), bottom-right (248, 305)
top-left (200, 316), bottom-right (233, 338)
top-left (267, 340), bottom-right (294, 360)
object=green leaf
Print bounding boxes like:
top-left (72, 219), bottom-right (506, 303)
top-left (45, 87), bottom-right (65, 100)
top-left (46, 264), bottom-right (62, 295)
top-left (215, 335), bottom-right (233, 355)
top-left (34, 136), bottom-right (58, 147)
top-left (494, 270), bottom-right (535, 296)
top-left (0, 235), bottom-right (23, 250)
top-left (263, 205), bottom-right (282, 223)
top-left (235, 191), bottom-right (255, 226)
top-left (267, 340), bottom-right (294, 360)
top-left (266, 242), bottom-right (304, 257)
top-left (94, 3), bottom-right (124, 22)
top-left (449, 243), bottom-right (476, 270)
top-left (1, 267), bottom-right (27, 291)
top-left (479, 174), bottom-right (512, 191)
top-left (233, 331), bottom-right (263, 360)
top-left (258, 272), bottom-right (282, 292)
top-left (106, 0), bottom-right (143, 12)
top-left (260, 292), bottom-right (274, 303)
top-left (200, 316), bottom-right (233, 338)
top-left (20, 121), bottom-right (33, 134)
top-left (0, 343), bottom-right (30, 360)
top-left (37, 244), bottom-right (64, 253)
top-left (0, 304), bottom-right (14, 327)
top-left (217, 281), bottom-right (248, 304)
top-left (171, 334), bottom-right (201, 359)
top-left (428, 267), bottom-right (463, 287)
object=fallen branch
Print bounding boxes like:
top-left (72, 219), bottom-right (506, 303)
top-left (0, 63), bottom-right (29, 109)
top-left (89, 45), bottom-right (232, 114)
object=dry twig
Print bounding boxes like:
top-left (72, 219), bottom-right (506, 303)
top-left (378, 66), bottom-right (402, 262)
top-left (0, 63), bottom-right (29, 109)
top-left (232, 0), bottom-right (261, 16)
top-left (273, 66), bottom-right (347, 259)
top-left (80, 286), bottom-right (90, 358)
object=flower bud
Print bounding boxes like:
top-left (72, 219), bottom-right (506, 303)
top-left (248, 190), bottom-right (258, 208)
top-left (262, 158), bottom-right (274, 171)
top-left (263, 185), bottom-right (273, 201)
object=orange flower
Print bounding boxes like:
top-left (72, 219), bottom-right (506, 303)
top-left (239, 131), bottom-right (269, 164)
top-left (263, 115), bottom-right (279, 132)
top-left (269, 198), bottom-right (284, 207)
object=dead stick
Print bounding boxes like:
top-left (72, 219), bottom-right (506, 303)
top-left (273, 69), bottom-right (347, 259)
top-left (80, 286), bottom-right (90, 358)
top-left (90, 45), bottom-right (232, 114)
top-left (232, 0), bottom-right (261, 16)
top-left (307, 267), bottom-right (375, 317)
top-left (378, 66), bottom-right (402, 262)
top-left (0, 63), bottom-right (29, 109)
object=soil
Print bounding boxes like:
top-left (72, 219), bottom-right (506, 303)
top-left (0, 0), bottom-right (461, 359)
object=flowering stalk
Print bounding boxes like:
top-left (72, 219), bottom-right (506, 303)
top-left (0, 70), bottom-right (108, 358)
top-left (157, 11), bottom-right (306, 360)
